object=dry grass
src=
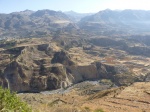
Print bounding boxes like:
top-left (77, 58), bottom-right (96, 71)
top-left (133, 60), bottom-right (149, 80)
top-left (18, 82), bottom-right (150, 112)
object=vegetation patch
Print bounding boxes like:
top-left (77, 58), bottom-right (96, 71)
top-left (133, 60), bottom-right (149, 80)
top-left (94, 108), bottom-right (105, 112)
top-left (3, 41), bottom-right (17, 49)
top-left (0, 86), bottom-right (32, 112)
top-left (84, 106), bottom-right (91, 112)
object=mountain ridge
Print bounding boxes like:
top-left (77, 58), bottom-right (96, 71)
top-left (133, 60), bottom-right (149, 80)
top-left (1, 9), bottom-right (150, 38)
top-left (79, 9), bottom-right (150, 35)
top-left (0, 9), bottom-right (73, 38)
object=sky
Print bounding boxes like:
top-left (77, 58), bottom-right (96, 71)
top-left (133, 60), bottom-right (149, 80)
top-left (0, 0), bottom-right (150, 13)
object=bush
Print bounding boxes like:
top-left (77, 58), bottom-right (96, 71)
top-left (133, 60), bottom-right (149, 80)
top-left (94, 108), bottom-right (105, 112)
top-left (84, 106), bottom-right (91, 111)
top-left (0, 87), bottom-right (32, 112)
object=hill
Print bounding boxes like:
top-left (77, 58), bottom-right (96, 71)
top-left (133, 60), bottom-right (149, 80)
top-left (0, 10), bottom-right (72, 38)
top-left (79, 9), bottom-right (150, 35)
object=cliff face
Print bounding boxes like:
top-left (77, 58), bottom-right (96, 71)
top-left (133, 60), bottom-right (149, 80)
top-left (0, 40), bottom-right (141, 92)
top-left (0, 44), bottom-right (72, 92)
top-left (0, 60), bottom-right (137, 92)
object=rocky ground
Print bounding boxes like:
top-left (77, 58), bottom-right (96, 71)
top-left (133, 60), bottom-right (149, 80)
top-left (18, 82), bottom-right (150, 112)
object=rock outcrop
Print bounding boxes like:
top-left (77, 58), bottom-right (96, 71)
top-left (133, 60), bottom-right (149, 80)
top-left (51, 50), bottom-right (75, 66)
top-left (0, 58), bottom-right (137, 92)
top-left (4, 61), bottom-right (30, 92)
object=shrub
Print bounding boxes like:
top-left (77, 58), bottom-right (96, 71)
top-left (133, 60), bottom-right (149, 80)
top-left (84, 106), bottom-right (91, 111)
top-left (0, 86), bottom-right (32, 112)
top-left (94, 108), bottom-right (105, 112)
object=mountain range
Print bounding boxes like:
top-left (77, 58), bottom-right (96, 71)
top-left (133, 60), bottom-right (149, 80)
top-left (79, 9), bottom-right (150, 35)
top-left (0, 9), bottom-right (150, 38)
top-left (0, 10), bottom-right (72, 38)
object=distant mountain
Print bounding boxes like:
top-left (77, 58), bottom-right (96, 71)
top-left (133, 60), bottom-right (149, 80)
top-left (0, 10), bottom-right (73, 38)
top-left (65, 11), bottom-right (94, 22)
top-left (79, 9), bottom-right (150, 35)
top-left (1, 9), bottom-right (150, 38)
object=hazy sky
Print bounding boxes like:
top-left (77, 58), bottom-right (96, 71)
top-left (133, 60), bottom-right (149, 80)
top-left (0, 0), bottom-right (150, 13)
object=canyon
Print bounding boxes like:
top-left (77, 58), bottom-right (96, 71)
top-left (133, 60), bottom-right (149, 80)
top-left (0, 9), bottom-right (150, 112)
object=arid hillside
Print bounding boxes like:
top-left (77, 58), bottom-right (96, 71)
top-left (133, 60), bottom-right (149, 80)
top-left (18, 82), bottom-right (150, 112)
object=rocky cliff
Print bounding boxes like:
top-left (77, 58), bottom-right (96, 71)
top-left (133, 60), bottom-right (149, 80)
top-left (0, 38), bottom-right (147, 92)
